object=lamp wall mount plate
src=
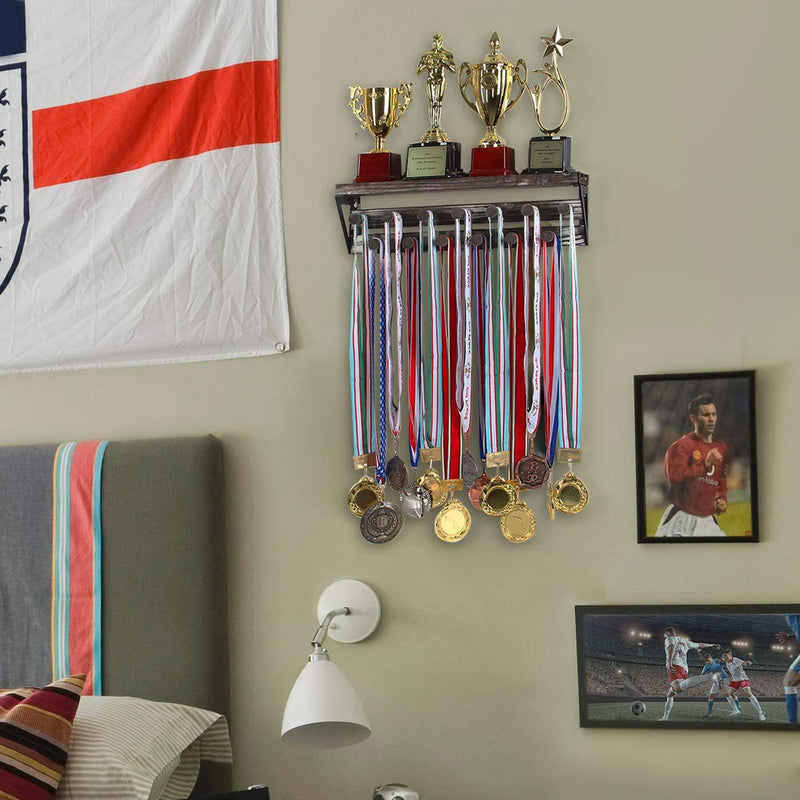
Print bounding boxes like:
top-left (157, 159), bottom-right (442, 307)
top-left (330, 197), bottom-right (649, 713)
top-left (317, 579), bottom-right (381, 643)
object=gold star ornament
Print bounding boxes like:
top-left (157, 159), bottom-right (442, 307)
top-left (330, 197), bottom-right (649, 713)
top-left (541, 27), bottom-right (573, 60)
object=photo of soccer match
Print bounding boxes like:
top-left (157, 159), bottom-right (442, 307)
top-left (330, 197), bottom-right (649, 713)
top-left (576, 606), bottom-right (800, 730)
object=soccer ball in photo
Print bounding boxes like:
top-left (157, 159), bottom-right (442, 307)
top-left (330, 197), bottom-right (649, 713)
top-left (630, 701), bottom-right (646, 716)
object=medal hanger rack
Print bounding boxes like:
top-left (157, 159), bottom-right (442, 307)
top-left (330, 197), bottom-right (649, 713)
top-left (334, 171), bottom-right (589, 253)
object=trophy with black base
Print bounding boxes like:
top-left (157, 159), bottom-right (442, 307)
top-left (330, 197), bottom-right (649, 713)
top-left (406, 34), bottom-right (464, 179)
top-left (524, 27), bottom-right (573, 174)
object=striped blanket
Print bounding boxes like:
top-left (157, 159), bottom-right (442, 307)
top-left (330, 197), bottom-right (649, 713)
top-left (0, 441), bottom-right (108, 694)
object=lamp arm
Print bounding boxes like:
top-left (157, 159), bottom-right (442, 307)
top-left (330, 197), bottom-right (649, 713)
top-left (311, 606), bottom-right (350, 649)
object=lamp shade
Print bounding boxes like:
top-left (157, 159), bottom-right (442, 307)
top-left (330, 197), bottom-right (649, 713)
top-left (280, 658), bottom-right (371, 748)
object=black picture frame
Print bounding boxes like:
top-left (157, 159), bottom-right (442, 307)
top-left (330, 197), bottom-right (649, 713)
top-left (576, 605), bottom-right (799, 731)
top-left (634, 370), bottom-right (758, 544)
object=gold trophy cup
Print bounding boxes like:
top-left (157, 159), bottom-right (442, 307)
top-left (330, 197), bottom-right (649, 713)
top-left (349, 84), bottom-right (412, 183)
top-left (458, 32), bottom-right (527, 176)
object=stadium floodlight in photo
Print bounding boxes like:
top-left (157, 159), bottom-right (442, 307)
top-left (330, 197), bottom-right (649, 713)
top-left (633, 370), bottom-right (758, 544)
top-left (576, 605), bottom-right (800, 731)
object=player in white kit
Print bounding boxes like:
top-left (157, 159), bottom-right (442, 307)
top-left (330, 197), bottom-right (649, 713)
top-left (720, 649), bottom-right (766, 720)
top-left (659, 627), bottom-right (721, 721)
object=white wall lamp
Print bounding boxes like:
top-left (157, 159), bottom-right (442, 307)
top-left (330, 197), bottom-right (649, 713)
top-left (281, 579), bottom-right (381, 748)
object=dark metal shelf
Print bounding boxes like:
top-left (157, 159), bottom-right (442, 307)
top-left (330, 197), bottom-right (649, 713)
top-left (334, 171), bottom-right (589, 252)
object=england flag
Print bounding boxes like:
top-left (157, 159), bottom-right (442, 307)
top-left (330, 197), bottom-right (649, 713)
top-left (0, 0), bottom-right (289, 372)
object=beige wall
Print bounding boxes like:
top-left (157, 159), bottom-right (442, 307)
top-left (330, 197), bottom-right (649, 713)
top-left (4, 0), bottom-right (800, 798)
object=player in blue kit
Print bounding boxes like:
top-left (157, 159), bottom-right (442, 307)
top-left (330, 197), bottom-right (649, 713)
top-left (700, 652), bottom-right (739, 716)
top-left (775, 614), bottom-right (800, 723)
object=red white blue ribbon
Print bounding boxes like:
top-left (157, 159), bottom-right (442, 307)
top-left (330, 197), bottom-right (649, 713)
top-left (559, 208), bottom-right (581, 450)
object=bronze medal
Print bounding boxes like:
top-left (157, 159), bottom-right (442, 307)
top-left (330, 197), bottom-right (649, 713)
top-left (386, 454), bottom-right (409, 492)
top-left (399, 484), bottom-right (433, 519)
top-left (516, 453), bottom-right (550, 489)
top-left (468, 472), bottom-right (490, 510)
top-left (416, 468), bottom-right (446, 508)
top-left (500, 501), bottom-right (536, 542)
top-left (479, 475), bottom-right (518, 517)
top-left (552, 470), bottom-right (589, 514)
top-left (434, 497), bottom-right (472, 543)
top-left (461, 451), bottom-right (480, 489)
top-left (360, 501), bottom-right (403, 544)
top-left (347, 475), bottom-right (384, 517)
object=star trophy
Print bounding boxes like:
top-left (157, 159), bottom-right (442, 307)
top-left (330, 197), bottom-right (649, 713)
top-left (349, 84), bottom-right (412, 183)
top-left (458, 32), bottom-right (528, 177)
top-left (406, 34), bottom-right (464, 179)
top-left (524, 27), bottom-right (573, 173)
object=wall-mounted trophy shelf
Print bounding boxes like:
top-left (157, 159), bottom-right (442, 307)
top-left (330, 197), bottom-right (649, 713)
top-left (334, 171), bottom-right (588, 253)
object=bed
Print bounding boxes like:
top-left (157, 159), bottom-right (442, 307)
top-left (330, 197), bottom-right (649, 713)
top-left (0, 435), bottom-right (266, 800)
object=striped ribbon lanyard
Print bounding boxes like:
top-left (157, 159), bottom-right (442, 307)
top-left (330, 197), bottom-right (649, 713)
top-left (420, 211), bottom-right (443, 461)
top-left (559, 207), bottom-right (581, 455)
top-left (542, 230), bottom-right (563, 467)
top-left (374, 232), bottom-right (389, 485)
top-left (440, 234), bottom-right (462, 484)
top-left (459, 211), bottom-right (474, 443)
top-left (388, 213), bottom-right (404, 449)
top-left (349, 215), bottom-right (376, 468)
top-left (473, 232), bottom-right (488, 467)
top-left (405, 237), bottom-right (421, 470)
top-left (525, 206), bottom-right (542, 441)
top-left (484, 209), bottom-right (510, 465)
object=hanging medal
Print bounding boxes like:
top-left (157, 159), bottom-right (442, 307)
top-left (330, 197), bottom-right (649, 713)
top-left (458, 210), bottom-right (480, 490)
top-left (541, 228), bottom-right (563, 521)
top-left (467, 232), bottom-right (491, 511)
top-left (415, 211), bottom-right (446, 509)
top-left (360, 234), bottom-right (403, 543)
top-left (479, 208), bottom-right (519, 518)
top-left (347, 215), bottom-right (384, 517)
top-left (385, 213), bottom-right (409, 493)
top-left (552, 207), bottom-right (588, 514)
top-left (498, 224), bottom-right (535, 543)
top-left (514, 205), bottom-right (550, 490)
top-left (399, 233), bottom-right (432, 519)
top-left (434, 232), bottom-right (472, 543)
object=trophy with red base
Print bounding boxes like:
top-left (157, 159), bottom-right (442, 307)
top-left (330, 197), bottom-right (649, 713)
top-left (458, 32), bottom-right (527, 177)
top-left (349, 84), bottom-right (412, 183)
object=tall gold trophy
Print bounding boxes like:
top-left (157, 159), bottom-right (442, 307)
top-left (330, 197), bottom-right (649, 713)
top-left (349, 84), bottom-right (412, 183)
top-left (524, 27), bottom-right (573, 173)
top-left (458, 32), bottom-right (527, 176)
top-left (406, 35), bottom-right (464, 179)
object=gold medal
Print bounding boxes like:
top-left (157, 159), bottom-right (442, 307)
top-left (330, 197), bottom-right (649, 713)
top-left (416, 467), bottom-right (446, 508)
top-left (551, 470), bottom-right (589, 514)
top-left (434, 496), bottom-right (472, 543)
top-left (347, 475), bottom-right (384, 517)
top-left (479, 475), bottom-right (518, 517)
top-left (499, 501), bottom-right (536, 542)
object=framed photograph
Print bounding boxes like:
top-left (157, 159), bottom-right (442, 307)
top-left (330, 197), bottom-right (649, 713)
top-left (634, 370), bottom-right (758, 543)
top-left (576, 605), bottom-right (800, 730)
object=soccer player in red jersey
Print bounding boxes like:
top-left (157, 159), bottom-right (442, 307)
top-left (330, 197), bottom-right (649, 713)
top-left (655, 394), bottom-right (728, 537)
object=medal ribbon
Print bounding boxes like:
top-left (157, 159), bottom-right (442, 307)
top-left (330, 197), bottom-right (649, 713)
top-left (473, 233), bottom-right (488, 465)
top-left (440, 235), bottom-right (462, 481)
top-left (421, 211), bottom-right (443, 454)
top-left (405, 238), bottom-right (421, 468)
top-left (375, 234), bottom-right (388, 485)
top-left (484, 210), bottom-right (509, 457)
top-left (559, 208), bottom-right (582, 450)
top-left (542, 233), bottom-right (563, 466)
top-left (525, 207), bottom-right (542, 439)
top-left (509, 233), bottom-right (527, 471)
top-left (349, 215), bottom-right (375, 461)
top-left (459, 211), bottom-right (473, 439)
top-left (389, 213), bottom-right (404, 443)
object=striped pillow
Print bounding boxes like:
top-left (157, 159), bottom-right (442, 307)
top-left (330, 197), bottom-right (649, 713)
top-left (0, 675), bottom-right (85, 800)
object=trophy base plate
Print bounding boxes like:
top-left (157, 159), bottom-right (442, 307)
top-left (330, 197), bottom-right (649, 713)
top-left (469, 145), bottom-right (516, 177)
top-left (522, 136), bottom-right (572, 174)
top-left (405, 141), bottom-right (465, 179)
top-left (354, 151), bottom-right (402, 183)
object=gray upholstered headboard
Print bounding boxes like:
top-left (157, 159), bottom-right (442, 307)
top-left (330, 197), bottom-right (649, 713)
top-left (0, 434), bottom-right (231, 795)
